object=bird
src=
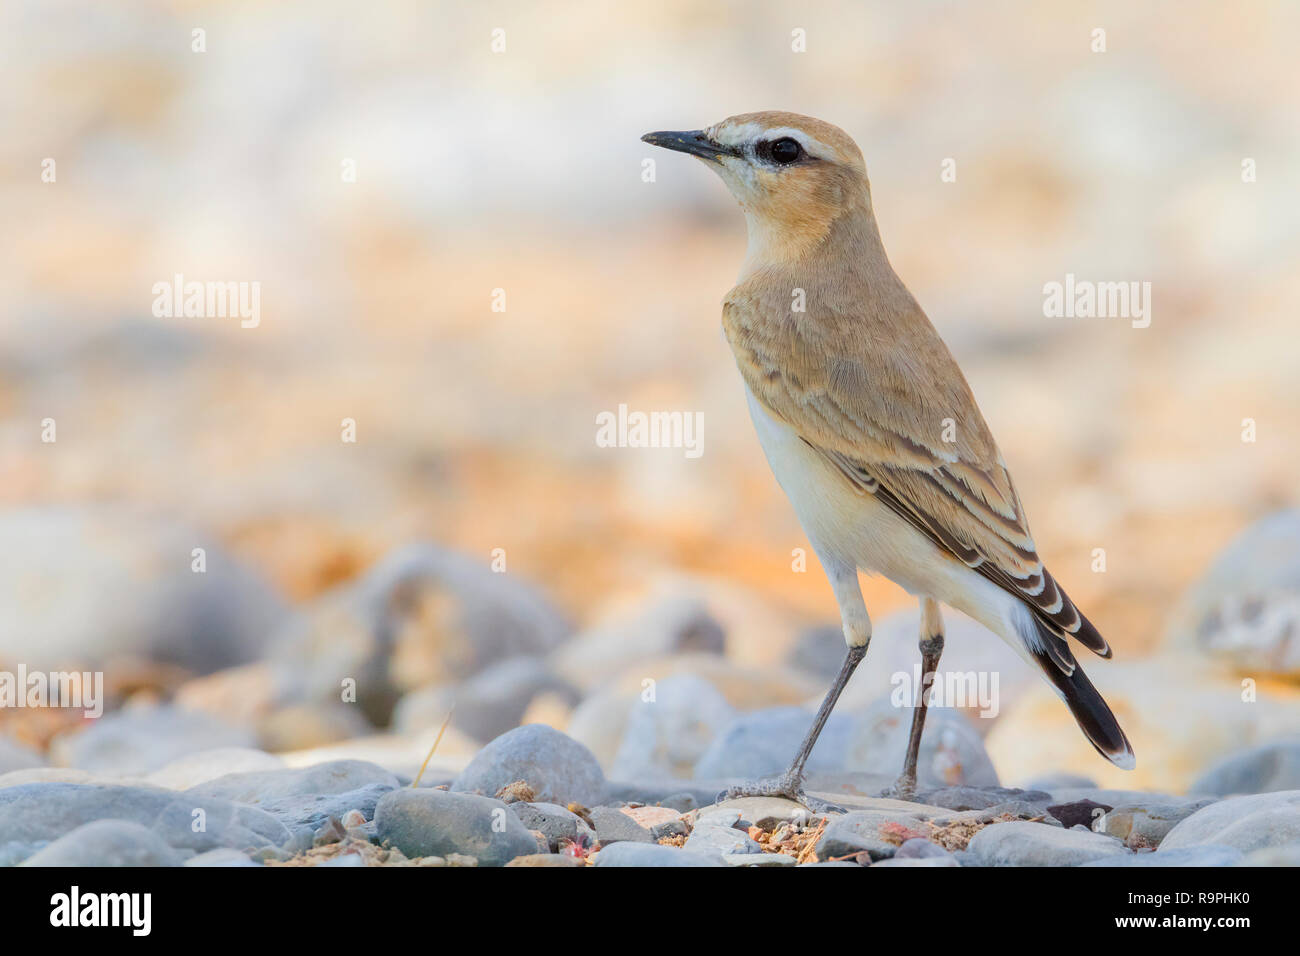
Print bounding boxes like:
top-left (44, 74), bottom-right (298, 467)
top-left (642, 112), bottom-right (1134, 809)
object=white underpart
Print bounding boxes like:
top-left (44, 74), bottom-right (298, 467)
top-left (743, 385), bottom-right (1047, 675)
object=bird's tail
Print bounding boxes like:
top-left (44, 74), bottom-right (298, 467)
top-left (1024, 615), bottom-right (1136, 770)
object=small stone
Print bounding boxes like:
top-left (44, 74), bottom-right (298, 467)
top-left (708, 796), bottom-right (820, 830)
top-left (510, 802), bottom-right (594, 853)
top-left (895, 838), bottom-right (952, 859)
top-left (506, 853), bottom-right (585, 867)
top-left (451, 725), bottom-right (606, 807)
top-left (1101, 801), bottom-right (1215, 849)
top-left (313, 817), bottom-right (347, 847)
top-left (650, 819), bottom-right (689, 841)
top-left (815, 809), bottom-right (932, 862)
top-left (495, 780), bottom-right (536, 804)
top-left (374, 789), bottom-right (537, 866)
top-left (589, 806), bottom-right (655, 845)
top-left (1046, 799), bottom-right (1113, 830)
top-left (340, 809), bottom-right (367, 828)
top-left (692, 807), bottom-right (743, 829)
top-left (686, 823), bottom-right (761, 855)
top-left (722, 851), bottom-right (796, 866)
top-left (619, 805), bottom-right (682, 830)
top-left (593, 842), bottom-right (724, 867)
top-left (965, 821), bottom-right (1127, 866)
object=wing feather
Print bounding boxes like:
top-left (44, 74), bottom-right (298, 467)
top-left (724, 290), bottom-right (1110, 662)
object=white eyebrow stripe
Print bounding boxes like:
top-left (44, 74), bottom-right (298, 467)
top-left (710, 123), bottom-right (833, 160)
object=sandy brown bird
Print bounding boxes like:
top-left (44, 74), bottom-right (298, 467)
top-left (643, 112), bottom-right (1134, 809)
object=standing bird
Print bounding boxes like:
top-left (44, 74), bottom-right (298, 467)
top-left (642, 113), bottom-right (1134, 808)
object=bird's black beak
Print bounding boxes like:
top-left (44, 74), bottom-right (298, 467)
top-left (641, 130), bottom-right (736, 163)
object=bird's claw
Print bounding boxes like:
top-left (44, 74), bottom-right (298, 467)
top-left (879, 774), bottom-right (919, 802)
top-left (717, 773), bottom-right (847, 816)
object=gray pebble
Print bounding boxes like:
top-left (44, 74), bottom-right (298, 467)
top-left (451, 725), bottom-right (606, 807)
top-left (374, 789), bottom-right (537, 866)
top-left (588, 806), bottom-right (655, 845)
top-left (19, 820), bottom-right (182, 867)
top-left (593, 842), bottom-right (724, 867)
top-left (965, 821), bottom-right (1127, 866)
top-left (686, 823), bottom-right (761, 855)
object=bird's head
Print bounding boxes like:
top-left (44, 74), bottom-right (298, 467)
top-left (642, 111), bottom-right (871, 267)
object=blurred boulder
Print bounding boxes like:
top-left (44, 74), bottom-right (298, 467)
top-left (255, 702), bottom-right (373, 752)
top-left (49, 704), bottom-right (255, 775)
top-left (834, 606), bottom-right (1035, 731)
top-left (173, 662), bottom-right (283, 727)
top-left (1167, 510), bottom-right (1300, 676)
top-left (565, 688), bottom-right (635, 769)
top-left (565, 657), bottom-right (818, 771)
top-left (144, 747), bottom-right (284, 790)
top-left (391, 656), bottom-right (578, 743)
top-left (0, 506), bottom-right (287, 674)
top-left (549, 593), bottom-right (725, 692)
top-left (610, 674), bottom-right (736, 781)
top-left (0, 736), bottom-right (43, 774)
top-left (693, 694), bottom-right (996, 794)
top-left (268, 544), bottom-right (570, 726)
top-left (1191, 737), bottom-right (1300, 796)
top-left (844, 697), bottom-right (999, 788)
top-left (694, 707), bottom-right (859, 780)
top-left (785, 625), bottom-right (850, 681)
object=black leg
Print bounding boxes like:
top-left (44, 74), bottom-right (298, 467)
top-left (722, 642), bottom-right (867, 813)
top-left (888, 599), bottom-right (944, 799)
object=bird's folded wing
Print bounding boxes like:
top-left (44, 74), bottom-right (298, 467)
top-left (724, 303), bottom-right (1110, 662)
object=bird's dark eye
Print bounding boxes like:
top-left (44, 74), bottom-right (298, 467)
top-left (767, 137), bottom-right (803, 165)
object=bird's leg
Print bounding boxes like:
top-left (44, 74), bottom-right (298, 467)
top-left (721, 643), bottom-right (866, 814)
top-left (886, 598), bottom-right (945, 800)
top-left (721, 559), bottom-right (869, 815)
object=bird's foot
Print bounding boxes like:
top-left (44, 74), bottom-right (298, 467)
top-left (717, 772), bottom-right (846, 816)
top-left (879, 773), bottom-right (919, 802)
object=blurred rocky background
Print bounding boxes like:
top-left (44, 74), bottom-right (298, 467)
top-left (1, 0), bottom-right (1300, 865)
